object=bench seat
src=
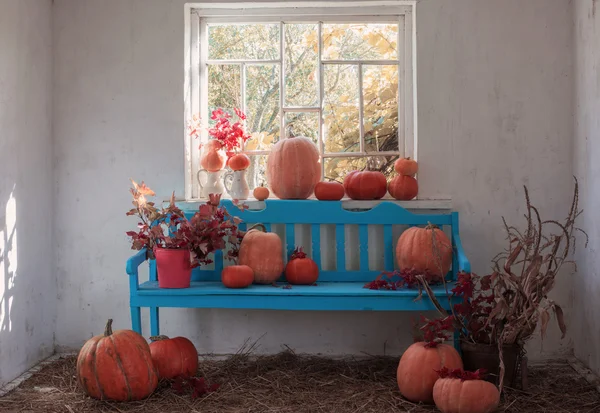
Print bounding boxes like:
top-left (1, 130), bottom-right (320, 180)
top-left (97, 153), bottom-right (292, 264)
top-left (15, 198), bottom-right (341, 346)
top-left (134, 280), bottom-right (459, 311)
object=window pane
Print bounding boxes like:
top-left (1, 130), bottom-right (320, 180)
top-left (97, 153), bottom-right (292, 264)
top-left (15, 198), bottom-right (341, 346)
top-left (208, 65), bottom-right (242, 125)
top-left (323, 65), bottom-right (359, 153)
top-left (322, 24), bottom-right (398, 60)
top-left (208, 24), bottom-right (280, 60)
top-left (246, 155), bottom-right (269, 191)
top-left (284, 112), bottom-right (319, 144)
top-left (244, 65), bottom-right (280, 151)
top-left (284, 24), bottom-right (318, 107)
top-left (363, 65), bottom-right (399, 152)
top-left (324, 156), bottom-right (397, 183)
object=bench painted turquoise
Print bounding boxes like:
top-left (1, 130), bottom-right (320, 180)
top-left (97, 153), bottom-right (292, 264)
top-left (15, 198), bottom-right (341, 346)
top-left (126, 199), bottom-right (470, 349)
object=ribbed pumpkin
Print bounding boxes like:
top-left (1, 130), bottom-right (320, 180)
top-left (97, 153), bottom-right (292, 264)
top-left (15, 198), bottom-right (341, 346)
top-left (228, 153), bottom-right (250, 171)
top-left (343, 170), bottom-right (387, 200)
top-left (314, 181), bottom-right (345, 201)
top-left (149, 335), bottom-right (199, 379)
top-left (396, 224), bottom-right (453, 280)
top-left (266, 136), bottom-right (320, 199)
top-left (388, 175), bottom-right (418, 200)
top-left (77, 319), bottom-right (158, 401)
top-left (200, 140), bottom-right (226, 172)
top-left (397, 342), bottom-right (463, 403)
top-left (285, 247), bottom-right (319, 285)
top-left (238, 224), bottom-right (284, 284)
top-left (394, 157), bottom-right (418, 176)
top-left (222, 265), bottom-right (254, 288)
top-left (433, 375), bottom-right (500, 413)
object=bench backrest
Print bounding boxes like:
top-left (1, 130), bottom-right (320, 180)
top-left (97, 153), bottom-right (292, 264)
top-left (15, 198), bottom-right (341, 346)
top-left (149, 200), bottom-right (461, 283)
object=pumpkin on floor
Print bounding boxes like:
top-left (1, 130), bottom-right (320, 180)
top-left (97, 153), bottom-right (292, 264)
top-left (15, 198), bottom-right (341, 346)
top-left (433, 368), bottom-right (500, 413)
top-left (343, 170), bottom-right (387, 200)
top-left (285, 247), bottom-right (319, 285)
top-left (266, 136), bottom-right (320, 199)
top-left (395, 224), bottom-right (453, 281)
top-left (388, 175), bottom-right (418, 200)
top-left (397, 342), bottom-right (463, 404)
top-left (238, 224), bottom-right (284, 284)
top-left (228, 153), bottom-right (250, 171)
top-left (394, 157), bottom-right (418, 176)
top-left (253, 186), bottom-right (270, 201)
top-left (200, 140), bottom-right (227, 172)
top-left (149, 335), bottom-right (199, 379)
top-left (314, 181), bottom-right (345, 201)
top-left (222, 265), bottom-right (254, 288)
top-left (76, 319), bottom-right (158, 401)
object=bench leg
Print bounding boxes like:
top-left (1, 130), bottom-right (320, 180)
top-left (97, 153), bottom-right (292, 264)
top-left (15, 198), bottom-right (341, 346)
top-left (131, 306), bottom-right (142, 335)
top-left (150, 307), bottom-right (160, 337)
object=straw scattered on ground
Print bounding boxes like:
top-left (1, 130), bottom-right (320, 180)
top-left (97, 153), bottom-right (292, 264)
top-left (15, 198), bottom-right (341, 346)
top-left (1, 348), bottom-right (599, 413)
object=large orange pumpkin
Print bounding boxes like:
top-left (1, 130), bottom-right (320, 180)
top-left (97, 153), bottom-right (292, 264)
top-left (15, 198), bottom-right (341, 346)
top-left (200, 140), bottom-right (226, 172)
top-left (394, 157), bottom-right (418, 176)
top-left (314, 181), bottom-right (345, 201)
top-left (77, 319), bottom-right (158, 401)
top-left (388, 175), bottom-right (418, 200)
top-left (396, 224), bottom-right (453, 280)
top-left (222, 265), bottom-right (254, 288)
top-left (238, 224), bottom-right (284, 284)
top-left (343, 170), bottom-right (387, 200)
top-left (433, 375), bottom-right (500, 413)
top-left (397, 342), bottom-right (463, 403)
top-left (149, 335), bottom-right (199, 379)
top-left (266, 136), bottom-right (320, 199)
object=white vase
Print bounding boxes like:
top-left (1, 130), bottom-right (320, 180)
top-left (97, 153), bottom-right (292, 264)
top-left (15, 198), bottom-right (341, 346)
top-left (197, 169), bottom-right (225, 198)
top-left (223, 169), bottom-right (250, 200)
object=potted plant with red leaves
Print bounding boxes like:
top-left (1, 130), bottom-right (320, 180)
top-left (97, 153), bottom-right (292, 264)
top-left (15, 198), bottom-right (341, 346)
top-left (396, 316), bottom-right (463, 404)
top-left (433, 367), bottom-right (499, 413)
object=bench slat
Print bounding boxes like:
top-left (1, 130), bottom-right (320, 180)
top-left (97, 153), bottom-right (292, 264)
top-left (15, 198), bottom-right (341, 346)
top-left (336, 224), bottom-right (345, 272)
top-left (359, 224), bottom-right (369, 271)
top-left (311, 224), bottom-right (321, 268)
top-left (286, 223), bottom-right (295, 258)
top-left (383, 225), bottom-right (394, 271)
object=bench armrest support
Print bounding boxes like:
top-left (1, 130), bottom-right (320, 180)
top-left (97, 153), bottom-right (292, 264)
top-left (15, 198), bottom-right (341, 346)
top-left (127, 248), bottom-right (148, 291)
top-left (451, 212), bottom-right (471, 274)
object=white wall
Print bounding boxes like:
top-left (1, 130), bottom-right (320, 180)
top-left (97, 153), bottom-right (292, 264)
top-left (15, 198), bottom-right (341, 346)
top-left (53, 0), bottom-right (575, 359)
top-left (573, 0), bottom-right (600, 375)
top-left (0, 0), bottom-right (55, 386)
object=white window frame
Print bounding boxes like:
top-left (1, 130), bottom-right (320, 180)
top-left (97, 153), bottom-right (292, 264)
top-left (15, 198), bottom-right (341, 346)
top-left (184, 1), bottom-right (418, 201)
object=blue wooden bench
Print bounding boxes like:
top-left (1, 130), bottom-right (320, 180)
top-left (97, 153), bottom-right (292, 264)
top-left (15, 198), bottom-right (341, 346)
top-left (127, 200), bottom-right (470, 348)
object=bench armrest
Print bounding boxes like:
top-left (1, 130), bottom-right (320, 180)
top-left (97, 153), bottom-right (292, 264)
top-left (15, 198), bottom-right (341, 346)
top-left (452, 231), bottom-right (471, 273)
top-left (126, 248), bottom-right (148, 291)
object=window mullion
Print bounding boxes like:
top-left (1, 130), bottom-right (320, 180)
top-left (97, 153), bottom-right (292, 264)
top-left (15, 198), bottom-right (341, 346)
top-left (279, 21), bottom-right (285, 141)
top-left (318, 21), bottom-right (324, 180)
top-left (241, 62), bottom-right (246, 151)
top-left (358, 63), bottom-right (365, 153)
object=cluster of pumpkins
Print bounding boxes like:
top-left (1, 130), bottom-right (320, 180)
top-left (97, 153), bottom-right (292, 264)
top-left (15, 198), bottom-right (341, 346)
top-left (398, 341), bottom-right (500, 413)
top-left (76, 319), bottom-right (198, 401)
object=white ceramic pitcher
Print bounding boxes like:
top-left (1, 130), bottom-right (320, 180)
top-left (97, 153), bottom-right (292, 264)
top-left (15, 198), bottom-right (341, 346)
top-left (223, 169), bottom-right (250, 200)
top-left (197, 169), bottom-right (225, 198)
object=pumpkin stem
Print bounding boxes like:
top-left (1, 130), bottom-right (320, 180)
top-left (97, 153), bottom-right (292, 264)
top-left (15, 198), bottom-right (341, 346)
top-left (150, 335), bottom-right (170, 342)
top-left (104, 319), bottom-right (114, 337)
top-left (247, 223), bottom-right (267, 232)
top-left (425, 222), bottom-right (439, 230)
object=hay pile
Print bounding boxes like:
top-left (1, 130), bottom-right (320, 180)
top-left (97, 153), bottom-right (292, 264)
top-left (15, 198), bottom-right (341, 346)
top-left (1, 351), bottom-right (598, 413)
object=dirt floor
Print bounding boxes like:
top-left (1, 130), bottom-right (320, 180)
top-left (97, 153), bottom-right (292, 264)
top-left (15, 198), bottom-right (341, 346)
top-left (1, 351), bottom-right (599, 413)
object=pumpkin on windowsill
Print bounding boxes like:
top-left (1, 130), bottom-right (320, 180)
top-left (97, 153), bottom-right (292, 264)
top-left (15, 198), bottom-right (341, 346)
top-left (253, 185), bottom-right (270, 201)
top-left (343, 170), bottom-right (387, 200)
top-left (314, 181), bottom-right (345, 201)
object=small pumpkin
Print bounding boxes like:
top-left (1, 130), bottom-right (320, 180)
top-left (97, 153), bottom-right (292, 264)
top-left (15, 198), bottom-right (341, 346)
top-left (397, 342), bottom-right (463, 403)
top-left (285, 247), bottom-right (319, 285)
top-left (396, 224), bottom-right (453, 280)
top-left (388, 175), bottom-right (418, 200)
top-left (77, 319), bottom-right (158, 401)
top-left (266, 136), bottom-right (320, 199)
top-left (343, 170), bottom-right (387, 200)
top-left (149, 335), bottom-right (199, 379)
top-left (394, 157), bottom-right (418, 176)
top-left (238, 224), bottom-right (284, 284)
top-left (253, 186), bottom-right (270, 201)
top-left (222, 265), bottom-right (254, 288)
top-left (314, 181), bottom-right (344, 201)
top-left (200, 140), bottom-right (226, 172)
top-left (228, 153), bottom-right (250, 171)
top-left (433, 369), bottom-right (500, 413)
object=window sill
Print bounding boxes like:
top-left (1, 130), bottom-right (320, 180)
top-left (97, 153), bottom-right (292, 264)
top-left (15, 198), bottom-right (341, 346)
top-left (170, 197), bottom-right (452, 212)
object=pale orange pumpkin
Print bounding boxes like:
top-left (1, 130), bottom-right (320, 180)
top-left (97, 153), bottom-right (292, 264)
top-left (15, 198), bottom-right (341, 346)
top-left (238, 224), bottom-right (284, 284)
top-left (228, 153), bottom-right (250, 171)
top-left (397, 342), bottom-right (463, 403)
top-left (388, 175), bottom-right (418, 200)
top-left (433, 375), bottom-right (500, 413)
top-left (266, 136), bottom-right (320, 199)
top-left (253, 186), bottom-right (270, 201)
top-left (200, 140), bottom-right (226, 172)
top-left (394, 157), bottom-right (418, 176)
top-left (396, 224), bottom-right (453, 280)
